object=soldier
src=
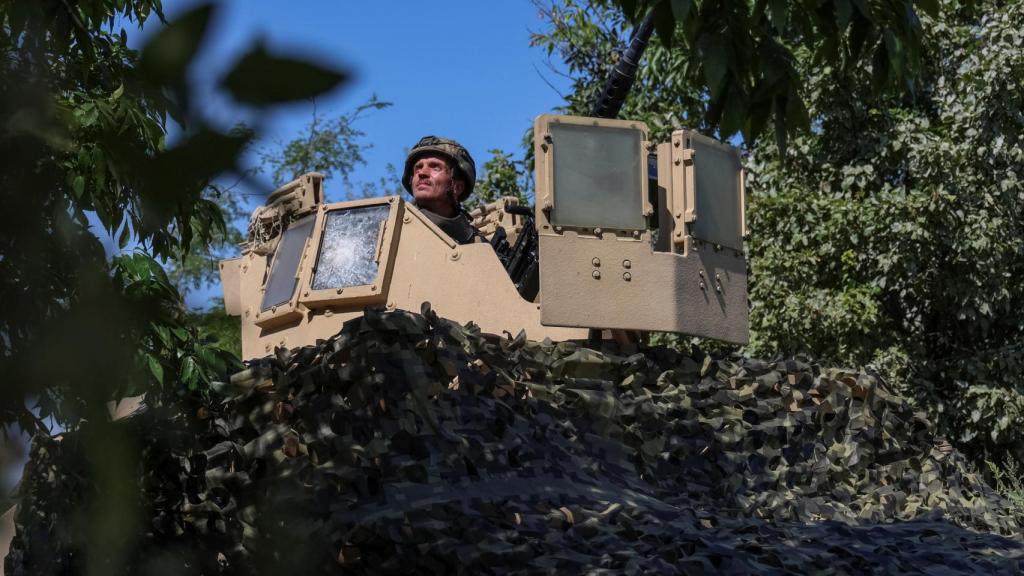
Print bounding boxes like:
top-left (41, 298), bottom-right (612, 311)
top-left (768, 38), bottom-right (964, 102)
top-left (402, 135), bottom-right (481, 244)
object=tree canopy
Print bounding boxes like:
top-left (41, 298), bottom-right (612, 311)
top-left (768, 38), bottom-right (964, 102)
top-left (535, 0), bottom-right (1024, 463)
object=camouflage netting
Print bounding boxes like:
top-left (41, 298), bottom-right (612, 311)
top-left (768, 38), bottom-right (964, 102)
top-left (7, 307), bottom-right (1024, 574)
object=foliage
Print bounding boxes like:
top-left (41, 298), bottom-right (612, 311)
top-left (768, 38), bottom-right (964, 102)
top-left (187, 300), bottom-right (242, 359)
top-left (164, 126), bottom-right (254, 295)
top-left (2, 2), bottom-right (347, 570)
top-left (988, 457), bottom-right (1024, 519)
top-left (745, 0), bottom-right (1024, 462)
top-left (470, 148), bottom-right (532, 209)
top-left (534, 0), bottom-right (931, 151)
top-left (537, 0), bottom-right (1024, 464)
top-left (258, 95), bottom-right (391, 189)
top-left (531, 0), bottom-right (704, 143)
top-left (0, 0), bottom-right (346, 430)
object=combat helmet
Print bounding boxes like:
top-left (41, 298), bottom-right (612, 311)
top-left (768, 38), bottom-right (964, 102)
top-left (402, 136), bottom-right (476, 201)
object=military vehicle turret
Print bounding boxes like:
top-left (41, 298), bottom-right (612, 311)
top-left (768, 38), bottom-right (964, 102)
top-left (219, 12), bottom-right (748, 360)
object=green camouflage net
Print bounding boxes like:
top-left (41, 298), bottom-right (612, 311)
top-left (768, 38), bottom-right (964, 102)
top-left (7, 307), bottom-right (1024, 574)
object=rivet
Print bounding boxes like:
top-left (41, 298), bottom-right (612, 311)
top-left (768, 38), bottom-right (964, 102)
top-left (715, 282), bottom-right (722, 293)
top-left (386, 302), bottom-right (396, 310)
top-left (622, 272), bottom-right (632, 281)
top-left (371, 285), bottom-right (378, 291)
top-left (265, 344), bottom-right (271, 352)
top-left (623, 260), bottom-right (631, 269)
top-left (633, 230), bottom-right (641, 238)
top-left (271, 306), bottom-right (277, 313)
top-left (336, 288), bottom-right (344, 294)
top-left (592, 257), bottom-right (601, 267)
top-left (699, 269), bottom-right (705, 277)
top-left (303, 291), bottom-right (309, 297)
top-left (555, 226), bottom-right (563, 232)
top-left (541, 143), bottom-right (549, 152)
top-left (675, 212), bottom-right (682, 219)
top-left (592, 270), bottom-right (601, 279)
top-left (450, 250), bottom-right (460, 261)
top-left (674, 140), bottom-right (681, 148)
top-left (594, 227), bottom-right (603, 236)
top-left (699, 281), bottom-right (706, 290)
top-left (403, 214), bottom-right (411, 223)
top-left (674, 159), bottom-right (681, 165)
top-left (245, 307), bottom-right (251, 318)
top-left (715, 273), bottom-right (721, 281)
top-left (675, 231), bottom-right (682, 237)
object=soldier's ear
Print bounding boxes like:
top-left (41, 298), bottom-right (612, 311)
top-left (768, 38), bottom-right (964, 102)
top-left (453, 179), bottom-right (465, 197)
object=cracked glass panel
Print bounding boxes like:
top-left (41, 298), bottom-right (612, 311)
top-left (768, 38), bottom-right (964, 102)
top-left (311, 205), bottom-right (390, 290)
top-left (261, 215), bottom-right (315, 311)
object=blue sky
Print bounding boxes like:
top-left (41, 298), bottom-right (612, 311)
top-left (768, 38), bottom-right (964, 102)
top-left (160, 0), bottom-right (575, 200)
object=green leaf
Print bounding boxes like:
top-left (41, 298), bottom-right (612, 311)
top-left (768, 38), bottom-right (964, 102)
top-left (221, 43), bottom-right (348, 107)
top-left (916, 0), bottom-right (939, 18)
top-left (670, 0), bottom-right (693, 22)
top-left (720, 87), bottom-right (747, 138)
top-left (653, 0), bottom-right (676, 48)
top-left (619, 0), bottom-right (639, 21)
top-left (835, 0), bottom-right (853, 32)
top-left (139, 3), bottom-right (216, 87)
top-left (699, 33), bottom-right (728, 94)
top-left (147, 354), bottom-right (164, 385)
top-left (153, 325), bottom-right (173, 348)
top-left (181, 356), bottom-right (197, 389)
top-left (768, 0), bottom-right (788, 31)
top-left (117, 223), bottom-right (131, 250)
top-left (72, 175), bottom-right (85, 197)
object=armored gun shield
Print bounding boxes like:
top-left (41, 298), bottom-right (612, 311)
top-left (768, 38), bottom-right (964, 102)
top-left (533, 115), bottom-right (748, 343)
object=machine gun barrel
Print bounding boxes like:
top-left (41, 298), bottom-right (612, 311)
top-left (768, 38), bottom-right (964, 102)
top-left (590, 10), bottom-right (657, 119)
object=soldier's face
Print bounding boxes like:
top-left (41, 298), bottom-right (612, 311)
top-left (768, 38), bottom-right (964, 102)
top-left (411, 153), bottom-right (463, 216)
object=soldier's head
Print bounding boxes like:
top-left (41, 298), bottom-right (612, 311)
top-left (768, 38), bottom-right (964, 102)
top-left (402, 136), bottom-right (476, 217)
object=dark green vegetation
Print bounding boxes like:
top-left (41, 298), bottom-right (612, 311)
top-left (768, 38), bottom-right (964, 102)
top-left (1, 1), bottom-right (346, 572)
top-left (532, 0), bottom-right (1024, 467)
top-left (7, 309), bottom-right (1023, 574)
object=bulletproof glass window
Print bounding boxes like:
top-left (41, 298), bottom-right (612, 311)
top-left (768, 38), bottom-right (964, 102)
top-left (549, 123), bottom-right (645, 230)
top-left (311, 205), bottom-right (390, 290)
top-left (261, 215), bottom-right (315, 311)
top-left (689, 135), bottom-right (743, 250)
